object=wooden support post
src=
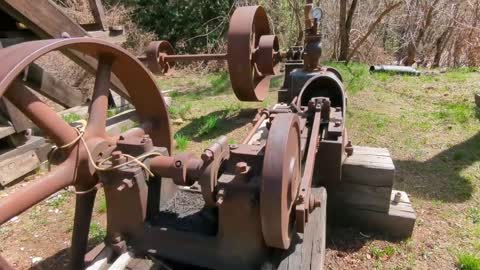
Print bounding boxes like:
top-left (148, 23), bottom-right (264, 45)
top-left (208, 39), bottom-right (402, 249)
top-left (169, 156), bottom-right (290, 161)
top-left (87, 0), bottom-right (107, 31)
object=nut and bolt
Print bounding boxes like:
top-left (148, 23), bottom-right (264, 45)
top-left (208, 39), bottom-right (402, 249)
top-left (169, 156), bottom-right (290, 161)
top-left (174, 160), bottom-right (183, 168)
top-left (201, 150), bottom-right (214, 162)
top-left (216, 189), bottom-right (226, 205)
top-left (393, 192), bottom-right (402, 204)
top-left (111, 151), bottom-right (126, 165)
top-left (229, 144), bottom-right (238, 150)
top-left (235, 162), bottom-right (248, 174)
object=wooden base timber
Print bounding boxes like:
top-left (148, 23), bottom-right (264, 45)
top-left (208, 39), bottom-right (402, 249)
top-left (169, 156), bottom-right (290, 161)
top-left (329, 146), bottom-right (416, 238)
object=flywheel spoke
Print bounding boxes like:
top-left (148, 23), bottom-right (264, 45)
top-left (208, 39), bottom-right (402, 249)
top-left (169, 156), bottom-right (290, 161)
top-left (5, 80), bottom-right (78, 146)
top-left (0, 160), bottom-right (77, 225)
top-left (86, 55), bottom-right (114, 137)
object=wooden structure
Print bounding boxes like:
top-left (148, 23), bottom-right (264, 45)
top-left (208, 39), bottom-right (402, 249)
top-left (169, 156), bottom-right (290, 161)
top-left (0, 0), bottom-right (127, 187)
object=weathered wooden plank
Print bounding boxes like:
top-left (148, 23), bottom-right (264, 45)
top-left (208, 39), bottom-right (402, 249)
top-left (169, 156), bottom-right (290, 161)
top-left (276, 188), bottom-right (326, 270)
top-left (0, 0), bottom-right (131, 100)
top-left (0, 136), bottom-right (47, 159)
top-left (331, 183), bottom-right (392, 213)
top-left (87, 0), bottom-right (107, 31)
top-left (0, 125), bottom-right (15, 139)
top-left (342, 146), bottom-right (395, 187)
top-left (25, 64), bottom-right (85, 108)
top-left (0, 0), bottom-right (86, 38)
top-left (0, 97), bottom-right (33, 132)
top-left (0, 149), bottom-right (40, 186)
top-left (330, 190), bottom-right (416, 239)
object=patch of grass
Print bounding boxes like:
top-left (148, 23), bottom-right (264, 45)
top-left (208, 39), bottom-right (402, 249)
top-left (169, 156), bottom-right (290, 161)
top-left (457, 253), bottom-right (480, 270)
top-left (46, 193), bottom-right (68, 208)
top-left (96, 195), bottom-right (107, 214)
top-left (107, 107), bottom-right (122, 118)
top-left (89, 222), bottom-right (106, 243)
top-left (469, 208), bottom-right (480, 224)
top-left (271, 75), bottom-right (284, 88)
top-left (434, 103), bottom-right (474, 124)
top-left (228, 138), bottom-right (237, 145)
top-left (175, 133), bottom-right (189, 151)
top-left (198, 115), bottom-right (218, 136)
top-left (168, 103), bottom-right (192, 119)
top-left (29, 208), bottom-right (48, 226)
top-left (370, 245), bottom-right (396, 260)
top-left (62, 113), bottom-right (82, 123)
top-left (325, 61), bottom-right (371, 94)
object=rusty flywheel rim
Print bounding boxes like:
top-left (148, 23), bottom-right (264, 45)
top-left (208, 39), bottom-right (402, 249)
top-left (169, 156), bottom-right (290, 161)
top-left (0, 38), bottom-right (173, 269)
top-left (261, 113), bottom-right (301, 249)
top-left (0, 38), bottom-right (172, 152)
top-left (227, 5), bottom-right (272, 102)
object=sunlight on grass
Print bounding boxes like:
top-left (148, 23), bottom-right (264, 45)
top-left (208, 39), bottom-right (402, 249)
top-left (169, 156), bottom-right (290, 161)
top-left (174, 133), bottom-right (189, 151)
top-left (457, 253), bottom-right (480, 270)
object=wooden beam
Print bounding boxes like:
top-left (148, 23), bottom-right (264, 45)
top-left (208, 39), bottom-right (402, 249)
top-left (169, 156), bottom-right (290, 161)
top-left (0, 0), bottom-right (131, 100)
top-left (87, 0), bottom-right (107, 31)
top-left (25, 64), bottom-right (85, 108)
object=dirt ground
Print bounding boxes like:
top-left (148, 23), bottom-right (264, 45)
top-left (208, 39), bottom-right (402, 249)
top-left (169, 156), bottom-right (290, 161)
top-left (1, 66), bottom-right (480, 269)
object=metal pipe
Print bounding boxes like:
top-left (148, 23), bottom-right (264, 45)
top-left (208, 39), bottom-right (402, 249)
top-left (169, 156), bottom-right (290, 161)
top-left (0, 160), bottom-right (75, 225)
top-left (5, 80), bottom-right (78, 146)
top-left (370, 65), bottom-right (421, 76)
top-left (164, 53), bottom-right (227, 62)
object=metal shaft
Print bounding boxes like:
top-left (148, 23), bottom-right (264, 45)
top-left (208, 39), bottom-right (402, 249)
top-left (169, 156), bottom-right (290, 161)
top-left (164, 53), bottom-right (227, 62)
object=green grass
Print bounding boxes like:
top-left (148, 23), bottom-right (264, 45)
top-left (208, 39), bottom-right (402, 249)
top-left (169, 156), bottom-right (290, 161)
top-left (370, 245), bottom-right (396, 260)
top-left (458, 253), bottom-right (480, 270)
top-left (175, 133), bottom-right (189, 151)
top-left (89, 222), bottom-right (106, 243)
top-left (470, 208), bottom-right (480, 224)
top-left (62, 113), bottom-right (82, 123)
top-left (434, 103), bottom-right (474, 124)
top-left (46, 193), bottom-right (68, 208)
top-left (169, 103), bottom-right (192, 119)
top-left (197, 115), bottom-right (219, 136)
top-left (96, 195), bottom-right (107, 214)
top-left (325, 61), bottom-right (371, 94)
top-left (107, 107), bottom-right (122, 118)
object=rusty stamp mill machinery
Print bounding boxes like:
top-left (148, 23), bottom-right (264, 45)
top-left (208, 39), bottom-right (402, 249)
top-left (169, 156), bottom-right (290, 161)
top-left (0, 2), bottom-right (416, 269)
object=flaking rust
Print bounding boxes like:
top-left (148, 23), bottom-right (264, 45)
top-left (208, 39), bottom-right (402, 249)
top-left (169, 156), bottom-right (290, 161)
top-left (0, 2), bottom-right (415, 270)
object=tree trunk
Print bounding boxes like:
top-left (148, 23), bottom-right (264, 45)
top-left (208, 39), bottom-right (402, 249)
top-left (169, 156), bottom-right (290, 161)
top-left (338, 0), bottom-right (358, 61)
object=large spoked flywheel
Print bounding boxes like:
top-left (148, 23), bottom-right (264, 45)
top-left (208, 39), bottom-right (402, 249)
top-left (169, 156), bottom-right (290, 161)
top-left (261, 113), bottom-right (302, 249)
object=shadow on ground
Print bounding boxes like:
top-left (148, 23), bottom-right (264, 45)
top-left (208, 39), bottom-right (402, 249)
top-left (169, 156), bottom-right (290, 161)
top-left (394, 132), bottom-right (480, 203)
top-left (177, 108), bottom-right (258, 142)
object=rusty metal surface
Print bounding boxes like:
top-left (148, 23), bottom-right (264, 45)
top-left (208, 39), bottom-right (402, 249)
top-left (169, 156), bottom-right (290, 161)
top-left (261, 113), bottom-right (301, 249)
top-left (0, 38), bottom-right (172, 269)
top-left (145, 40), bottom-right (175, 75)
top-left (227, 6), bottom-right (272, 101)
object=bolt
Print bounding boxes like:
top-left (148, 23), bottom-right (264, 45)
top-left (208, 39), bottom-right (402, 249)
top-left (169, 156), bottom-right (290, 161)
top-left (112, 151), bottom-right (123, 160)
top-left (174, 160), bottom-right (182, 168)
top-left (393, 192), bottom-right (402, 204)
top-left (119, 135), bottom-right (125, 141)
top-left (216, 189), bottom-right (226, 206)
top-left (230, 144), bottom-right (238, 150)
top-left (141, 134), bottom-right (151, 143)
top-left (235, 162), bottom-right (248, 174)
top-left (201, 150), bottom-right (214, 162)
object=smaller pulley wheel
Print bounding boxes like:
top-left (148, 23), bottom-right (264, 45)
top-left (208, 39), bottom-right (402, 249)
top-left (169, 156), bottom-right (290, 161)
top-left (227, 6), bottom-right (271, 102)
top-left (261, 113), bottom-right (301, 249)
top-left (256, 35), bottom-right (280, 76)
top-left (146, 40), bottom-right (175, 75)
